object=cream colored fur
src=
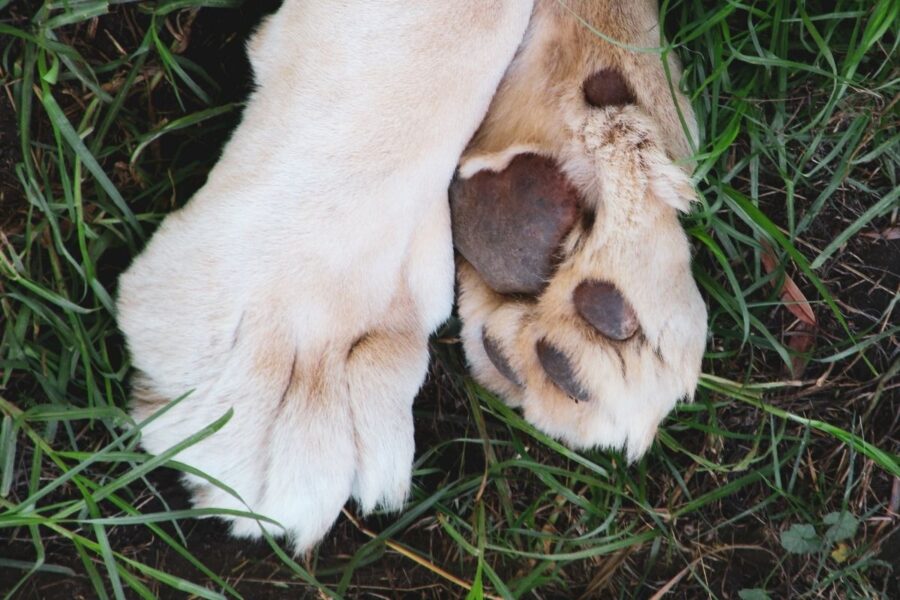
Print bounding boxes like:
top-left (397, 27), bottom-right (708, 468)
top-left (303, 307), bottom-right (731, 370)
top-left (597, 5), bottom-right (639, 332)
top-left (118, 0), bottom-right (534, 553)
top-left (118, 0), bottom-right (707, 554)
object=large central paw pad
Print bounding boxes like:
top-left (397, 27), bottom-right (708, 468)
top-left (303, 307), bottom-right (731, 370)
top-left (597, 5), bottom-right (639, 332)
top-left (450, 154), bottom-right (581, 295)
top-left (451, 109), bottom-right (707, 459)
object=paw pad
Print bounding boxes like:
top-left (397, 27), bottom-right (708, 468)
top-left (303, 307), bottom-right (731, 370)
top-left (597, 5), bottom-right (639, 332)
top-left (450, 154), bottom-right (580, 295)
top-left (573, 280), bottom-right (639, 341)
top-left (583, 68), bottom-right (635, 108)
top-left (482, 331), bottom-right (521, 386)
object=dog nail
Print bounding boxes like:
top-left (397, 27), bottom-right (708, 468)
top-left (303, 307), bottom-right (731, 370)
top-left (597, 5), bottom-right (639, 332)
top-left (536, 339), bottom-right (589, 402)
top-left (573, 280), bottom-right (639, 341)
top-left (482, 332), bottom-right (522, 386)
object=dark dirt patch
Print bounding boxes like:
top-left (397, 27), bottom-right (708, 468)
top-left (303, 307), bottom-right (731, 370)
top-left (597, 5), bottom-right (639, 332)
top-left (0, 88), bottom-right (23, 232)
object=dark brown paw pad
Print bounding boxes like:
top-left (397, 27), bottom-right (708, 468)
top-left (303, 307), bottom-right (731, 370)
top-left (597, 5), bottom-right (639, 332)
top-left (450, 154), bottom-right (581, 296)
top-left (536, 339), bottom-right (590, 403)
top-left (482, 332), bottom-right (522, 387)
top-left (583, 68), bottom-right (635, 108)
top-left (573, 281), bottom-right (639, 341)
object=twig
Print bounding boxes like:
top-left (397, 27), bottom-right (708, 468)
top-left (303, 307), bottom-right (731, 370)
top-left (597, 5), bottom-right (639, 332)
top-left (341, 508), bottom-right (500, 600)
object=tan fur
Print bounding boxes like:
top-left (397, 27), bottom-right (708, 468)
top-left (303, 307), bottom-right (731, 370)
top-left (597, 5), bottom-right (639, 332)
top-left (456, 0), bottom-right (707, 459)
top-left (464, 0), bottom-right (696, 170)
top-left (119, 0), bottom-right (706, 552)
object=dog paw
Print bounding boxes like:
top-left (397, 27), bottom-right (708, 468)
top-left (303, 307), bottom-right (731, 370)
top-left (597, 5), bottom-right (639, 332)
top-left (115, 0), bottom-right (538, 554)
top-left (117, 160), bottom-right (460, 555)
top-left (120, 265), bottom-right (434, 552)
top-left (451, 106), bottom-right (707, 460)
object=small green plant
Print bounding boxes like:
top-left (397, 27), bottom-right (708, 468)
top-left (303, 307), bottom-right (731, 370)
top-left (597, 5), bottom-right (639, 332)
top-left (779, 510), bottom-right (877, 598)
top-left (781, 511), bottom-right (860, 557)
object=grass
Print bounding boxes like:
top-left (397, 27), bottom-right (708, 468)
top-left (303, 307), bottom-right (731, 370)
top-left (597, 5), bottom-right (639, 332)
top-left (0, 0), bottom-right (897, 597)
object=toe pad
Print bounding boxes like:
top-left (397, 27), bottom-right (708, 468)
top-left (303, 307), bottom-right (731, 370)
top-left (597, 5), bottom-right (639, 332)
top-left (573, 280), bottom-right (639, 341)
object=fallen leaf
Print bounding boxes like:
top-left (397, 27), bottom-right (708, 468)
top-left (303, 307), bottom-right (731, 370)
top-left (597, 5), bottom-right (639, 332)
top-left (760, 241), bottom-right (817, 326)
top-left (861, 226), bottom-right (900, 241)
top-left (831, 542), bottom-right (850, 563)
top-left (787, 321), bottom-right (816, 378)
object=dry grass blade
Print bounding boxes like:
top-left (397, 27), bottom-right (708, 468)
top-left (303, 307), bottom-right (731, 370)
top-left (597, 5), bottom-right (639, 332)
top-left (861, 226), bottom-right (900, 241)
top-left (340, 508), bottom-right (499, 600)
top-left (760, 240), bottom-right (818, 327)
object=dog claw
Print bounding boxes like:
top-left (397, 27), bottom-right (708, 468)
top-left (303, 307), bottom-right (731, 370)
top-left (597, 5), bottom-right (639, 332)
top-left (536, 338), bottom-right (590, 402)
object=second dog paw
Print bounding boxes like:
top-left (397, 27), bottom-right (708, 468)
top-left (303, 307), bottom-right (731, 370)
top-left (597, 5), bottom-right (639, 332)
top-left (451, 107), bottom-right (707, 460)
